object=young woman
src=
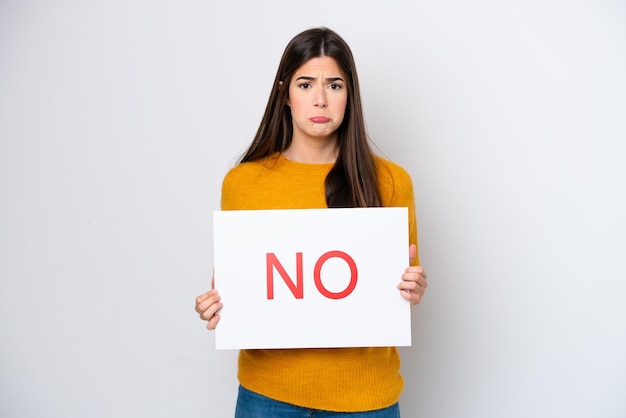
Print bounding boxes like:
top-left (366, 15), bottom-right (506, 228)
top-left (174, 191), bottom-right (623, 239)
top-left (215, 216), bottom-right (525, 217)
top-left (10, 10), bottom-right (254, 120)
top-left (195, 27), bottom-right (428, 417)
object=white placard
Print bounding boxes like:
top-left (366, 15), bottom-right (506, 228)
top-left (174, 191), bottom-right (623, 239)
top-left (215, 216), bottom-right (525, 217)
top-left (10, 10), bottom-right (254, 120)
top-left (213, 207), bottom-right (411, 350)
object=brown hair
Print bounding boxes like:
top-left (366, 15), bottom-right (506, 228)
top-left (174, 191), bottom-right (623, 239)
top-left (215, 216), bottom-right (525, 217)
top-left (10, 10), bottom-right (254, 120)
top-left (239, 27), bottom-right (381, 208)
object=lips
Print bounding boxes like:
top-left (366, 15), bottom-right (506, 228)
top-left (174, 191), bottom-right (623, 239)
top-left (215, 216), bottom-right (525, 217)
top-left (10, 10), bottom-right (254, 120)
top-left (310, 116), bottom-right (331, 123)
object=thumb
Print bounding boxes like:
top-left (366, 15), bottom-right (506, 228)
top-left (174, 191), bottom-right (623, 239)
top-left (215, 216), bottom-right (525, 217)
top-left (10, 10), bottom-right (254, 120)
top-left (409, 244), bottom-right (417, 265)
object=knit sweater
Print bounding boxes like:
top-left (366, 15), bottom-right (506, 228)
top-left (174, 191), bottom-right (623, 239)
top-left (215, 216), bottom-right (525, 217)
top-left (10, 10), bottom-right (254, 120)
top-left (220, 152), bottom-right (419, 412)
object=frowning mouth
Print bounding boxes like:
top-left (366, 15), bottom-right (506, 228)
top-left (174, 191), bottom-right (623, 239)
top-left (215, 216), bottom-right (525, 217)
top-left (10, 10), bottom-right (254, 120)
top-left (310, 116), bottom-right (331, 123)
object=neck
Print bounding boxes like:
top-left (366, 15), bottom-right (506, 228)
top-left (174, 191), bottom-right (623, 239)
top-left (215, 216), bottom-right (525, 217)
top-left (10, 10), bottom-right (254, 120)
top-left (282, 138), bottom-right (338, 164)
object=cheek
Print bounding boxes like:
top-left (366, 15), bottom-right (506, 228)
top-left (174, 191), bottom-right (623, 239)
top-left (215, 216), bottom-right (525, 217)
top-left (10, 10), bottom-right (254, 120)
top-left (336, 97), bottom-right (348, 118)
top-left (288, 96), bottom-right (305, 114)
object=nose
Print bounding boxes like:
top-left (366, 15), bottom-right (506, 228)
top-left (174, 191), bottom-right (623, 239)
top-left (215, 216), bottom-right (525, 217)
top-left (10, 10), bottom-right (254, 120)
top-left (314, 89), bottom-right (327, 108)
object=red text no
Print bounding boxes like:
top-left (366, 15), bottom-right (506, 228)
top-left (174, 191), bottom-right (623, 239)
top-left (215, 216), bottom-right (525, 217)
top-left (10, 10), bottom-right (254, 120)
top-left (266, 251), bottom-right (358, 300)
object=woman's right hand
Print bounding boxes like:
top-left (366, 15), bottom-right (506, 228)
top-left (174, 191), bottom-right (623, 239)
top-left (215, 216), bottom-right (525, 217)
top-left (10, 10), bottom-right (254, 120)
top-left (195, 276), bottom-right (223, 330)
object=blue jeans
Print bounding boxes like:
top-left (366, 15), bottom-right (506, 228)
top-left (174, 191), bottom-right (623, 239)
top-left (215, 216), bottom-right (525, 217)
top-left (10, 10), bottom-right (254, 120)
top-left (234, 385), bottom-right (401, 417)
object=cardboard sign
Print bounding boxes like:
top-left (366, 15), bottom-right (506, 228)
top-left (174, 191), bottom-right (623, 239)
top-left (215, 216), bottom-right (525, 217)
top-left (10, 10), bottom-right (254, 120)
top-left (213, 207), bottom-right (411, 350)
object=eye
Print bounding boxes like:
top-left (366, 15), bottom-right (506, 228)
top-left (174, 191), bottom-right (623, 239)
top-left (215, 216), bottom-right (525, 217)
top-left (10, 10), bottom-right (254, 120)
top-left (298, 82), bottom-right (311, 89)
top-left (330, 83), bottom-right (343, 90)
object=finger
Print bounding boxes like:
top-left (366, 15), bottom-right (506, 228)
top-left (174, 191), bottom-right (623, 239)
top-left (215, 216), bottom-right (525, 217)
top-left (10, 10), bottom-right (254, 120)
top-left (195, 289), bottom-right (220, 314)
top-left (400, 276), bottom-right (428, 293)
top-left (399, 286), bottom-right (423, 303)
top-left (207, 313), bottom-right (221, 330)
top-left (194, 291), bottom-right (212, 311)
top-left (404, 265), bottom-right (426, 277)
top-left (195, 289), bottom-right (216, 309)
top-left (397, 273), bottom-right (428, 293)
top-left (401, 272), bottom-right (425, 285)
top-left (397, 279), bottom-right (419, 293)
top-left (407, 291), bottom-right (424, 305)
top-left (199, 299), bottom-right (223, 322)
top-left (398, 280), bottom-right (425, 302)
top-left (409, 244), bottom-right (417, 265)
top-left (204, 300), bottom-right (223, 329)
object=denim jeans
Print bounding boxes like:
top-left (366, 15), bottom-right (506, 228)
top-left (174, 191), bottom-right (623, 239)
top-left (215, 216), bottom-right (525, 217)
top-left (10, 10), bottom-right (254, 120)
top-left (234, 385), bottom-right (401, 418)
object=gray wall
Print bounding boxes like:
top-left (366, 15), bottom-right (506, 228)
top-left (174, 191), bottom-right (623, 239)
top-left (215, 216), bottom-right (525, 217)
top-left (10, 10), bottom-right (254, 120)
top-left (1, 1), bottom-right (624, 417)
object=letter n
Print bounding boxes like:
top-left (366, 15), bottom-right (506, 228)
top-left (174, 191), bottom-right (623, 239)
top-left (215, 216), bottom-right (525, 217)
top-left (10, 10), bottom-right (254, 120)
top-left (266, 252), bottom-right (304, 299)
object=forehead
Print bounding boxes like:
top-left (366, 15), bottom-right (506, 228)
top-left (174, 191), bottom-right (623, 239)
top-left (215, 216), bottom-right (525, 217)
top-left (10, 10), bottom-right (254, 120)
top-left (293, 56), bottom-right (344, 77)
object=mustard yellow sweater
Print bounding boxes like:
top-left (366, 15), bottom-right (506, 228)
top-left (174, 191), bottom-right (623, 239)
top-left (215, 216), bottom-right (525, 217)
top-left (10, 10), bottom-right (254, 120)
top-left (220, 152), bottom-right (419, 412)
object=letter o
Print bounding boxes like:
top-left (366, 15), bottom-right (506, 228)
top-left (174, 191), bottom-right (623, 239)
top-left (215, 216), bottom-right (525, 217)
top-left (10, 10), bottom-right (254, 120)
top-left (313, 250), bottom-right (358, 299)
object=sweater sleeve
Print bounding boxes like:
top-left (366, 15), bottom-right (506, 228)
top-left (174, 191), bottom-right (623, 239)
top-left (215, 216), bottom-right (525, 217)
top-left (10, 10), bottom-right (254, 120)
top-left (220, 163), bottom-right (259, 211)
top-left (376, 158), bottom-right (420, 266)
top-left (220, 167), bottom-right (241, 211)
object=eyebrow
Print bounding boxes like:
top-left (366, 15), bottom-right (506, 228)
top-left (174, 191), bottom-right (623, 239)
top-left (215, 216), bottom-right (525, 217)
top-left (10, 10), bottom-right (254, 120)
top-left (295, 76), bottom-right (345, 82)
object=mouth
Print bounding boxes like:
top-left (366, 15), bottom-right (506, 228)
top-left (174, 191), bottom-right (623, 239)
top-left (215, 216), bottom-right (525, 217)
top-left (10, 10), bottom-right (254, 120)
top-left (310, 116), bottom-right (331, 123)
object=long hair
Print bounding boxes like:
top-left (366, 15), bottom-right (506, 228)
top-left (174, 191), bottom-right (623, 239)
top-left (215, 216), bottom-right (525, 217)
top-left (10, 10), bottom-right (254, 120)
top-left (239, 27), bottom-right (381, 208)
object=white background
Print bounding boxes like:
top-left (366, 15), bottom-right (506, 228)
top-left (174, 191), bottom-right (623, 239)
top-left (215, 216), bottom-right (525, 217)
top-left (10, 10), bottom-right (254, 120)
top-left (1, 1), bottom-right (625, 417)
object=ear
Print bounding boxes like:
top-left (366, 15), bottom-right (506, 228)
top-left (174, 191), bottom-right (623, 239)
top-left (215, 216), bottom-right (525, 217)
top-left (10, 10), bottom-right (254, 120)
top-left (279, 81), bottom-right (291, 106)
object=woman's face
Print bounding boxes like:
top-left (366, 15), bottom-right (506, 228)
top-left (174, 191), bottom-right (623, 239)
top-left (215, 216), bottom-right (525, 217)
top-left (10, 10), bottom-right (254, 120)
top-left (287, 56), bottom-right (348, 146)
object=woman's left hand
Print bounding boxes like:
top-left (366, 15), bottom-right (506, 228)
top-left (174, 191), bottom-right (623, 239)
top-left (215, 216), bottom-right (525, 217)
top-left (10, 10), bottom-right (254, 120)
top-left (397, 244), bottom-right (428, 306)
